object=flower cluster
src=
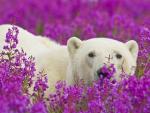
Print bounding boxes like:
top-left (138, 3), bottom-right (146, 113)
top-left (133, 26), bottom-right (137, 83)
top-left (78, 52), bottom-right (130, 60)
top-left (0, 0), bottom-right (150, 113)
top-left (49, 75), bottom-right (150, 113)
top-left (0, 26), bottom-right (48, 113)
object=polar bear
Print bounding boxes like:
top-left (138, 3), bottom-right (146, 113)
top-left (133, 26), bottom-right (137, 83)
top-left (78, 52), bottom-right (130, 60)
top-left (0, 24), bottom-right (139, 93)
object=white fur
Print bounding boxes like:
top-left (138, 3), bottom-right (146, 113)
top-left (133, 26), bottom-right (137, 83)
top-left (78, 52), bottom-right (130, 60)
top-left (0, 24), bottom-right (139, 95)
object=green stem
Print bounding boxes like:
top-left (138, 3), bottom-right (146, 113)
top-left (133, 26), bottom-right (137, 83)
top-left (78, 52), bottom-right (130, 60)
top-left (143, 54), bottom-right (150, 73)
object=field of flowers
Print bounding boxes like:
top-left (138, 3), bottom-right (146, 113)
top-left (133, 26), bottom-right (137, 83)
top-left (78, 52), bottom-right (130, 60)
top-left (0, 0), bottom-right (150, 113)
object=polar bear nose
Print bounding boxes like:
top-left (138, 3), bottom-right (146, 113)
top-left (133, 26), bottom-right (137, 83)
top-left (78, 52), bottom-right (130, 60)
top-left (97, 69), bottom-right (108, 79)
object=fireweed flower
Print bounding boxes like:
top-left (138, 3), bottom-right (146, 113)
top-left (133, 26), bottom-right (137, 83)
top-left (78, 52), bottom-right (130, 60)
top-left (0, 0), bottom-right (150, 113)
top-left (0, 26), bottom-right (49, 112)
top-left (33, 72), bottom-right (49, 102)
top-left (0, 26), bottom-right (32, 112)
top-left (31, 101), bottom-right (47, 113)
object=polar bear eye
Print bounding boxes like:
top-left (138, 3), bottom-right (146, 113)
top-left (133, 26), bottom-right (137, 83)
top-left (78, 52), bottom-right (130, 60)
top-left (116, 53), bottom-right (122, 59)
top-left (88, 51), bottom-right (96, 58)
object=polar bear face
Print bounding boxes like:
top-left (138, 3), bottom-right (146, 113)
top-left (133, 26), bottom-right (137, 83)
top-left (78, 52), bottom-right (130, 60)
top-left (67, 37), bottom-right (139, 85)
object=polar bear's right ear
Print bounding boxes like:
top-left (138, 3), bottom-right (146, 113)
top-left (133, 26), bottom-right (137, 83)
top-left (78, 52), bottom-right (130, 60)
top-left (67, 37), bottom-right (82, 57)
top-left (125, 40), bottom-right (139, 61)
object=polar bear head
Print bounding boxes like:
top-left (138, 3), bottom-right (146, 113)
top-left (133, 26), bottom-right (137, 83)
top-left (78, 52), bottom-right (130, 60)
top-left (66, 37), bottom-right (139, 85)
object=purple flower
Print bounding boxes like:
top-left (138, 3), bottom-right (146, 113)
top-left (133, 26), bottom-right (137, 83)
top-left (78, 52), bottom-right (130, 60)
top-left (0, 0), bottom-right (150, 113)
top-left (31, 101), bottom-right (47, 113)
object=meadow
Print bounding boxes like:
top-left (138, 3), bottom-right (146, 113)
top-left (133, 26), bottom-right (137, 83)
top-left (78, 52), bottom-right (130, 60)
top-left (0, 0), bottom-right (150, 113)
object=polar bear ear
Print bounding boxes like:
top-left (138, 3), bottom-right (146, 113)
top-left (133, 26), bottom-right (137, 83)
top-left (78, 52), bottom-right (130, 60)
top-left (67, 37), bottom-right (82, 57)
top-left (125, 40), bottom-right (139, 60)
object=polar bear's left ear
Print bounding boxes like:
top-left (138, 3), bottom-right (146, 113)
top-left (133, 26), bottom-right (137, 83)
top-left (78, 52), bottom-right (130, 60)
top-left (67, 37), bottom-right (82, 57)
top-left (125, 40), bottom-right (139, 60)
